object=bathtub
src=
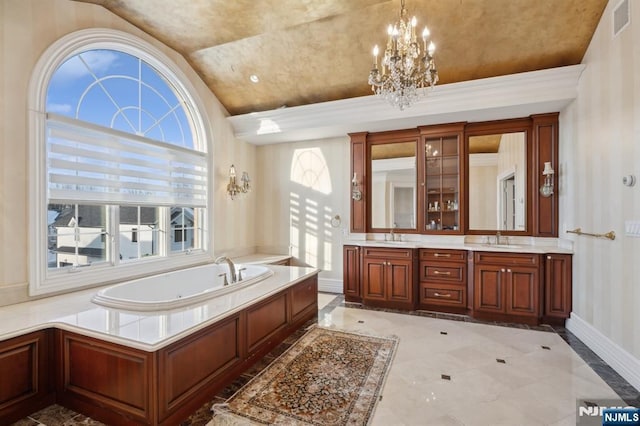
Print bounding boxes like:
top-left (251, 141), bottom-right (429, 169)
top-left (92, 263), bottom-right (274, 311)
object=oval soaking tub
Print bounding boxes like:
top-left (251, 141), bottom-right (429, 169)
top-left (92, 263), bottom-right (274, 311)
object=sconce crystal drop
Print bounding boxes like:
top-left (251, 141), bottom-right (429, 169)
top-left (539, 162), bottom-right (554, 197)
top-left (351, 173), bottom-right (362, 201)
top-left (227, 165), bottom-right (251, 200)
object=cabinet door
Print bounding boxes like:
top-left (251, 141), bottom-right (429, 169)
top-left (343, 246), bottom-right (361, 300)
top-left (0, 330), bottom-right (53, 425)
top-left (474, 265), bottom-right (504, 312)
top-left (505, 267), bottom-right (540, 317)
top-left (419, 123), bottom-right (464, 234)
top-left (544, 254), bottom-right (572, 319)
top-left (387, 259), bottom-right (413, 302)
top-left (362, 258), bottom-right (386, 300)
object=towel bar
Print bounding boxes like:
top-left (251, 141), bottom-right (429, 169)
top-left (566, 227), bottom-right (615, 240)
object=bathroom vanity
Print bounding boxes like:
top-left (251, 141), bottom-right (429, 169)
top-left (345, 113), bottom-right (571, 325)
top-left (344, 243), bottom-right (571, 325)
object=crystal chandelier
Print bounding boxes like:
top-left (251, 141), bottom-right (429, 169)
top-left (368, 0), bottom-right (439, 110)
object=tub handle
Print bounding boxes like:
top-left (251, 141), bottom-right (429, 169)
top-left (218, 273), bottom-right (229, 286)
top-left (238, 268), bottom-right (247, 282)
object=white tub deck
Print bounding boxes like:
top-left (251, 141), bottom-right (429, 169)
top-left (0, 265), bottom-right (319, 352)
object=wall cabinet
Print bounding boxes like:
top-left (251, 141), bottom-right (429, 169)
top-left (362, 247), bottom-right (417, 310)
top-left (418, 249), bottom-right (467, 312)
top-left (0, 330), bottom-right (54, 425)
top-left (544, 253), bottom-right (572, 322)
top-left (473, 252), bottom-right (541, 324)
top-left (349, 114), bottom-right (559, 237)
top-left (420, 124), bottom-right (465, 233)
top-left (343, 245), bottom-right (361, 302)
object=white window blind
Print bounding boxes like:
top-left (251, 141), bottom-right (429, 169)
top-left (47, 114), bottom-right (207, 207)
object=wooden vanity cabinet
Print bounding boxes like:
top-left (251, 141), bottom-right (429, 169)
top-left (418, 249), bottom-right (468, 312)
top-left (362, 247), bottom-right (417, 310)
top-left (343, 245), bottom-right (362, 302)
top-left (543, 253), bottom-right (572, 323)
top-left (473, 252), bottom-right (542, 324)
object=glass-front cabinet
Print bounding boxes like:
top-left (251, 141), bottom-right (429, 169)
top-left (419, 123), bottom-right (464, 234)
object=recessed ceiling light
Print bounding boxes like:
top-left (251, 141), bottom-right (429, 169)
top-left (249, 74), bottom-right (259, 83)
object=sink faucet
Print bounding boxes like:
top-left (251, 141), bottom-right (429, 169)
top-left (496, 231), bottom-right (502, 245)
top-left (215, 256), bottom-right (237, 283)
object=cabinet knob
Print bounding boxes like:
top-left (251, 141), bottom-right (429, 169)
top-left (547, 255), bottom-right (551, 260)
top-left (507, 269), bottom-right (512, 273)
top-left (501, 268), bottom-right (506, 272)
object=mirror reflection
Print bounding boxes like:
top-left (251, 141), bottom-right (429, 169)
top-left (370, 141), bottom-right (416, 229)
top-left (468, 132), bottom-right (526, 231)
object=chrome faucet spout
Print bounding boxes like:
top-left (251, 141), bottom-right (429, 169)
top-left (215, 256), bottom-right (237, 283)
top-left (496, 231), bottom-right (502, 245)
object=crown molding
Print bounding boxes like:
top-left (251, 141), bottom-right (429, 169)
top-left (228, 64), bottom-right (586, 145)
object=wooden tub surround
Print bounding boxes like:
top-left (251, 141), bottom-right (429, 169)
top-left (0, 266), bottom-right (319, 425)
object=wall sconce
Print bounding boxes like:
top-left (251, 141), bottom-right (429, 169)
top-left (227, 165), bottom-right (251, 200)
top-left (351, 173), bottom-right (362, 201)
top-left (539, 162), bottom-right (554, 197)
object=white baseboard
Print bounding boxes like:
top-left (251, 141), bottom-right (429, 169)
top-left (318, 278), bottom-right (343, 294)
top-left (566, 312), bottom-right (640, 391)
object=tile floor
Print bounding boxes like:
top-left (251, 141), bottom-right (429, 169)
top-left (12, 292), bottom-right (639, 425)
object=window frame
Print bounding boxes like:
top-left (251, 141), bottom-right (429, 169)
top-left (28, 29), bottom-right (214, 296)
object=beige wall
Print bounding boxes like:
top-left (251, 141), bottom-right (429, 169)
top-left (561, 0), bottom-right (640, 358)
top-left (256, 137), bottom-right (350, 282)
top-left (0, 0), bottom-right (256, 304)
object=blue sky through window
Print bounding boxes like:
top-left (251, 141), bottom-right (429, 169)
top-left (47, 49), bottom-right (194, 148)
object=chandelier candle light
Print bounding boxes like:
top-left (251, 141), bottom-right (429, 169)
top-left (368, 0), bottom-right (439, 110)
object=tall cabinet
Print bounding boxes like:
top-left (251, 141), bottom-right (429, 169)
top-left (419, 123), bottom-right (465, 233)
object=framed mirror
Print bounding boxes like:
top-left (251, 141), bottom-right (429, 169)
top-left (369, 141), bottom-right (417, 230)
top-left (465, 118), bottom-right (533, 234)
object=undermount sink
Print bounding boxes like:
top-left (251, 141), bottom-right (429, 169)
top-left (486, 244), bottom-right (523, 249)
top-left (373, 240), bottom-right (407, 245)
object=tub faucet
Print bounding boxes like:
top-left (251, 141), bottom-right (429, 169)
top-left (215, 256), bottom-right (237, 283)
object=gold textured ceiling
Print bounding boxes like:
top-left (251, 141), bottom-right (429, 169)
top-left (75, 0), bottom-right (607, 116)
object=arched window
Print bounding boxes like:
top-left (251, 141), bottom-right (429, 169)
top-left (29, 29), bottom-right (212, 295)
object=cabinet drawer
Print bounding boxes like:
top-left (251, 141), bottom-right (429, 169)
top-left (420, 284), bottom-right (465, 306)
top-left (363, 247), bottom-right (413, 259)
top-left (474, 251), bottom-right (539, 267)
top-left (419, 262), bottom-right (465, 283)
top-left (420, 249), bottom-right (466, 262)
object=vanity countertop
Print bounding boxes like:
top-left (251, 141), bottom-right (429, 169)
top-left (343, 239), bottom-right (573, 254)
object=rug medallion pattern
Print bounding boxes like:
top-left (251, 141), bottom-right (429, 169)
top-left (216, 326), bottom-right (398, 425)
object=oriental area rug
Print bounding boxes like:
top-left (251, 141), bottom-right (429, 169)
top-left (207, 326), bottom-right (398, 425)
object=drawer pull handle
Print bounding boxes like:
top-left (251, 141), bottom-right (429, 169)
top-left (433, 271), bottom-right (451, 275)
top-left (434, 292), bottom-right (451, 298)
top-left (434, 253), bottom-right (451, 258)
